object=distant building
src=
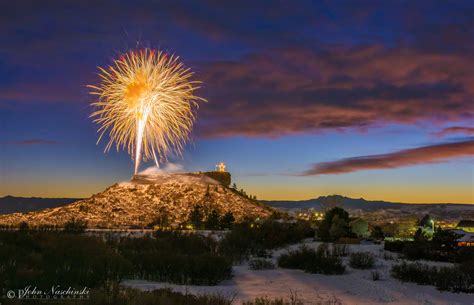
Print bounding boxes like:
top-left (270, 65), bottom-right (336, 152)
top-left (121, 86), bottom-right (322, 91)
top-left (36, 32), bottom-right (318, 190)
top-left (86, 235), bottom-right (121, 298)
top-left (456, 220), bottom-right (474, 233)
top-left (448, 229), bottom-right (474, 247)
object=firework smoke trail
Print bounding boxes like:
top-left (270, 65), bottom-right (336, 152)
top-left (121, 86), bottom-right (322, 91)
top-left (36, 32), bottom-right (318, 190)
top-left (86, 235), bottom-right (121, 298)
top-left (89, 49), bottom-right (205, 174)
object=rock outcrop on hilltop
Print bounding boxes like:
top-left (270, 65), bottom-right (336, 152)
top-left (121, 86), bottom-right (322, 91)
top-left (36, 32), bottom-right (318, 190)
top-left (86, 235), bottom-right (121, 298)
top-left (0, 173), bottom-right (272, 228)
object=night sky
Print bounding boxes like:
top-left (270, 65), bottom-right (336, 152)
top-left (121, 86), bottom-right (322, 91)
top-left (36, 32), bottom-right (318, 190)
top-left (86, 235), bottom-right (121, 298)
top-left (1, 1), bottom-right (473, 203)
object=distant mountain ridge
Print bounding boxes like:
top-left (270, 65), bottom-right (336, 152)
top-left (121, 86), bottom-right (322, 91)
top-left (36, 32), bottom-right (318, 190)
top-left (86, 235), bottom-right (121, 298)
top-left (0, 196), bottom-right (80, 215)
top-left (2, 194), bottom-right (471, 216)
top-left (263, 195), bottom-right (472, 211)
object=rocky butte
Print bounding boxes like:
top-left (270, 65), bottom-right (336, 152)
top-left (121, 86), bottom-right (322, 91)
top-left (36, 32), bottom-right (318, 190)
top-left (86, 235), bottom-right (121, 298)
top-left (0, 172), bottom-right (272, 228)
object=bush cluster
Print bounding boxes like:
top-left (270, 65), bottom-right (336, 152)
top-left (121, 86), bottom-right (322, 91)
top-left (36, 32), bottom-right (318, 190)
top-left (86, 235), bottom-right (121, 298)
top-left (249, 258), bottom-right (276, 270)
top-left (116, 231), bottom-right (232, 285)
top-left (278, 244), bottom-right (345, 275)
top-left (0, 230), bottom-right (233, 294)
top-left (332, 244), bottom-right (350, 257)
top-left (391, 261), bottom-right (474, 293)
top-left (242, 293), bottom-right (342, 305)
top-left (187, 205), bottom-right (235, 230)
top-left (348, 252), bottom-right (375, 269)
top-left (219, 220), bottom-right (313, 262)
top-left (317, 207), bottom-right (353, 241)
top-left (384, 240), bottom-right (474, 263)
top-left (371, 271), bottom-right (380, 281)
top-left (2, 286), bottom-right (233, 305)
top-left (0, 232), bottom-right (131, 294)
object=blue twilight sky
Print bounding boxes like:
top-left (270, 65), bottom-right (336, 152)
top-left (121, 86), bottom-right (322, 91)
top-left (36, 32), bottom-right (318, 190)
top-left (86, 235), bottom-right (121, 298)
top-left (0, 0), bottom-right (473, 202)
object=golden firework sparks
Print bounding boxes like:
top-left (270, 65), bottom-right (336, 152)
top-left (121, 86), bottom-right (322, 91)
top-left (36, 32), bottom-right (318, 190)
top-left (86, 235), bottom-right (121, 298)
top-left (89, 49), bottom-right (205, 174)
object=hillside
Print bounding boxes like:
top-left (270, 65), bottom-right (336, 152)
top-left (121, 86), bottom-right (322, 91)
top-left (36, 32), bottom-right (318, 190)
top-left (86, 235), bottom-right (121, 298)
top-left (0, 173), bottom-right (272, 228)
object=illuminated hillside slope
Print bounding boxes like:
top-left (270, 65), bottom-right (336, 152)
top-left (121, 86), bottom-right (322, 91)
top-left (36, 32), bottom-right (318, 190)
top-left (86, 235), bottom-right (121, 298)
top-left (0, 173), bottom-right (272, 228)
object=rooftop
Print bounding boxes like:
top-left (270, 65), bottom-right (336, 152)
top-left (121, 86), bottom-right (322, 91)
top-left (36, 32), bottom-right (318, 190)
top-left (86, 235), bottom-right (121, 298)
top-left (457, 220), bottom-right (474, 228)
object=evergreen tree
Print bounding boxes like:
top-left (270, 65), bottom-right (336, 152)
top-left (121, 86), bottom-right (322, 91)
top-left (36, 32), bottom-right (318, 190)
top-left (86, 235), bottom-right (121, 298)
top-left (220, 211), bottom-right (235, 229)
top-left (189, 205), bottom-right (203, 229)
top-left (371, 226), bottom-right (385, 240)
top-left (418, 214), bottom-right (433, 229)
top-left (329, 215), bottom-right (351, 240)
top-left (432, 227), bottom-right (461, 250)
top-left (63, 218), bottom-right (87, 233)
top-left (205, 209), bottom-right (220, 230)
top-left (18, 221), bottom-right (29, 231)
top-left (317, 207), bottom-right (351, 241)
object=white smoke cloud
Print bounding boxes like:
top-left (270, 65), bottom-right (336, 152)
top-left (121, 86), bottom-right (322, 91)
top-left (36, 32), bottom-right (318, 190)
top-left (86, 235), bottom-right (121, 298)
top-left (138, 163), bottom-right (184, 175)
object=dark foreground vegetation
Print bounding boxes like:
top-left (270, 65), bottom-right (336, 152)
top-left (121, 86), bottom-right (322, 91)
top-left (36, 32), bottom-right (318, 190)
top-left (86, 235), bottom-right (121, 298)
top-left (348, 252), bottom-right (375, 269)
top-left (0, 219), bottom-right (312, 301)
top-left (277, 244), bottom-right (345, 275)
top-left (391, 261), bottom-right (474, 293)
top-left (384, 228), bottom-right (474, 263)
top-left (220, 220), bottom-right (314, 262)
top-left (2, 286), bottom-right (231, 305)
top-left (0, 230), bottom-right (231, 289)
top-left (2, 285), bottom-right (343, 305)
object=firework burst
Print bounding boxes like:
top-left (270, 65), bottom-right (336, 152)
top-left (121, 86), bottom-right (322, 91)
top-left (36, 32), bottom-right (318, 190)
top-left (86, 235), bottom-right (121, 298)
top-left (89, 49), bottom-right (205, 174)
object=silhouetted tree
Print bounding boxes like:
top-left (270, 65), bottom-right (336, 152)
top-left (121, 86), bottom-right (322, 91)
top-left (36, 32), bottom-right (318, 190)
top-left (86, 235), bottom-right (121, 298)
top-left (189, 205), bottom-right (203, 229)
top-left (205, 210), bottom-right (220, 230)
top-left (150, 207), bottom-right (170, 228)
top-left (414, 228), bottom-right (429, 242)
top-left (321, 195), bottom-right (343, 210)
top-left (317, 207), bottom-right (351, 241)
top-left (432, 227), bottom-right (461, 250)
top-left (329, 215), bottom-right (351, 240)
top-left (18, 221), bottom-right (29, 231)
top-left (419, 214), bottom-right (433, 229)
top-left (63, 218), bottom-right (87, 233)
top-left (220, 211), bottom-right (235, 229)
top-left (371, 226), bottom-right (385, 240)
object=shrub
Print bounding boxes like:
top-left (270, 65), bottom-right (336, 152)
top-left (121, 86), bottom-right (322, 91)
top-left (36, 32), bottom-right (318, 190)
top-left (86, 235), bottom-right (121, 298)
top-left (349, 252), bottom-right (375, 269)
top-left (0, 230), bottom-right (233, 292)
top-left (243, 297), bottom-right (303, 305)
top-left (371, 271), bottom-right (380, 281)
top-left (124, 250), bottom-right (232, 285)
top-left (382, 252), bottom-right (394, 260)
top-left (371, 226), bottom-right (385, 240)
top-left (317, 207), bottom-right (352, 241)
top-left (220, 220), bottom-right (313, 262)
top-left (0, 232), bottom-right (132, 291)
top-left (384, 240), bottom-right (406, 253)
top-left (277, 245), bottom-right (317, 270)
top-left (384, 231), bottom-right (474, 263)
top-left (63, 218), bottom-right (88, 233)
top-left (332, 244), bottom-right (350, 257)
top-left (20, 286), bottom-right (234, 305)
top-left (391, 262), bottom-right (474, 293)
top-left (242, 293), bottom-right (342, 305)
top-left (249, 258), bottom-right (275, 270)
top-left (118, 231), bottom-right (232, 285)
top-left (278, 244), bottom-right (345, 275)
